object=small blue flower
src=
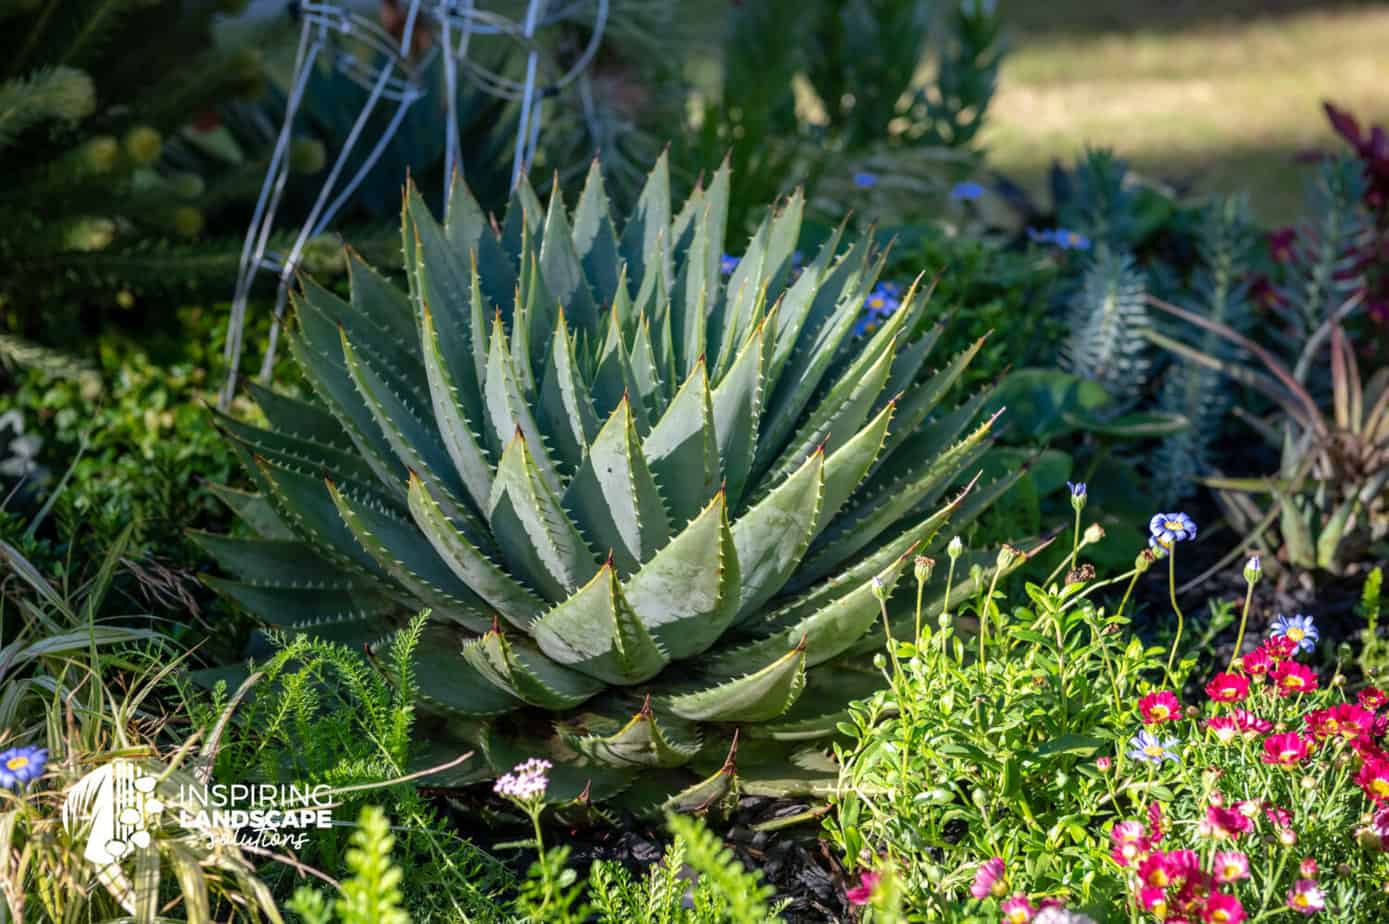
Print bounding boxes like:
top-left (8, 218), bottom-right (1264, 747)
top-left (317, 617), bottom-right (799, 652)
top-left (0, 745), bottom-right (48, 790)
top-left (1027, 227), bottom-right (1091, 251)
top-left (1149, 512), bottom-right (1197, 546)
top-left (791, 250), bottom-right (804, 268)
top-left (1127, 731), bottom-right (1180, 764)
top-left (951, 180), bottom-right (984, 201)
top-left (1067, 481), bottom-right (1086, 499)
top-left (719, 253), bottom-right (740, 275)
top-left (1270, 614), bottom-right (1319, 653)
top-left (853, 171), bottom-right (879, 189)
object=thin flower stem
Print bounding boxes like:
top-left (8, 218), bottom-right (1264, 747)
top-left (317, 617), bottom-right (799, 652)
top-left (1069, 506), bottom-right (1082, 574)
top-left (1228, 579), bottom-right (1256, 673)
top-left (978, 566), bottom-right (1003, 679)
top-left (914, 572), bottom-right (926, 647)
top-left (1164, 548), bottom-right (1185, 688)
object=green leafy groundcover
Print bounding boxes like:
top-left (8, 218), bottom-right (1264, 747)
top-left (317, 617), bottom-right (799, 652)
top-left (196, 153), bottom-right (1034, 810)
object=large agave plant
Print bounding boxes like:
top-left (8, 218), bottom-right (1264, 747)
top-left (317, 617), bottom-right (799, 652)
top-left (197, 154), bottom-right (1026, 810)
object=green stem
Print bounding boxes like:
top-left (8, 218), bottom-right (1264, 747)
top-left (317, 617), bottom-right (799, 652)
top-left (978, 565), bottom-right (1003, 679)
top-left (1164, 548), bottom-right (1185, 688)
top-left (1069, 506), bottom-right (1082, 575)
top-left (914, 572), bottom-right (926, 647)
top-left (1228, 579), bottom-right (1256, 673)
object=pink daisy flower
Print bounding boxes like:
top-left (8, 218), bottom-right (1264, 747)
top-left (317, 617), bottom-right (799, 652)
top-left (1140, 691), bottom-right (1182, 724)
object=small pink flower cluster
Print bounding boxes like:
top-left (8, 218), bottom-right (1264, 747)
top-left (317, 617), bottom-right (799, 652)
top-left (967, 858), bottom-right (1079, 923)
top-left (492, 757), bottom-right (552, 802)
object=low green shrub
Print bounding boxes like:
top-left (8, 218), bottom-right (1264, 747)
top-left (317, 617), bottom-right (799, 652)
top-left (830, 505), bottom-right (1389, 921)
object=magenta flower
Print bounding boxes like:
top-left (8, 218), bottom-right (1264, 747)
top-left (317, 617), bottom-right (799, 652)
top-left (971, 856), bottom-right (1007, 898)
top-left (845, 870), bottom-right (880, 906)
top-left (1286, 879), bottom-right (1325, 915)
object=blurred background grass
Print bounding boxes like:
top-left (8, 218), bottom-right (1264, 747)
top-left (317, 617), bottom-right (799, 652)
top-left (986, 0), bottom-right (1389, 222)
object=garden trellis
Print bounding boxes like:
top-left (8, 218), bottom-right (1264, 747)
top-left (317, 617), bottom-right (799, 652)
top-left (219, 0), bottom-right (609, 409)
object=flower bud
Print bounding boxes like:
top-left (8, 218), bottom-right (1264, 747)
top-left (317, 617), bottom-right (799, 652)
top-left (1278, 828), bottom-right (1298, 847)
top-left (173, 206), bottom-right (204, 238)
top-left (83, 136), bottom-right (119, 173)
top-left (1243, 555), bottom-right (1262, 585)
top-left (1083, 523), bottom-right (1105, 545)
top-left (1068, 480), bottom-right (1087, 512)
top-left (871, 576), bottom-right (888, 603)
top-left (948, 536), bottom-right (964, 560)
top-left (995, 544), bottom-right (1019, 571)
top-left (913, 555), bottom-right (935, 584)
top-left (125, 125), bottom-right (163, 165)
top-left (1096, 756), bottom-right (1112, 773)
top-left (1300, 858), bottom-right (1318, 878)
top-left (291, 137), bottom-right (327, 175)
top-left (1354, 825), bottom-right (1379, 850)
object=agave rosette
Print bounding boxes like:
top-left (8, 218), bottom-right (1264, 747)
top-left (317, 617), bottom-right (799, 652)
top-left (197, 154), bottom-right (1026, 809)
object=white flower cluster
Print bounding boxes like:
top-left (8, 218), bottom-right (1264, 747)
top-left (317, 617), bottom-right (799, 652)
top-left (492, 758), bottom-right (552, 801)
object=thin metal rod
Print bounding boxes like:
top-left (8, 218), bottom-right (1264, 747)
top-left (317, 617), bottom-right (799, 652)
top-left (509, 0), bottom-right (546, 188)
top-left (220, 26), bottom-right (323, 409)
top-left (257, 51), bottom-right (402, 384)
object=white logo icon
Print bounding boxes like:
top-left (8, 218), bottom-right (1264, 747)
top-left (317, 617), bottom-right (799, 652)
top-left (61, 759), bottom-right (164, 866)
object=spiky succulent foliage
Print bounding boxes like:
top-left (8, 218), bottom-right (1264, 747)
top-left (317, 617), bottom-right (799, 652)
top-left (197, 154), bottom-right (1022, 810)
top-left (1278, 155), bottom-right (1372, 341)
top-left (1051, 148), bottom-right (1137, 250)
top-left (1152, 196), bottom-right (1254, 504)
top-left (1062, 245), bottom-right (1149, 412)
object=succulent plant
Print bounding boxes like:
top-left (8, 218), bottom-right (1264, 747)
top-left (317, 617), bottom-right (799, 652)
top-left (197, 154), bottom-right (1024, 810)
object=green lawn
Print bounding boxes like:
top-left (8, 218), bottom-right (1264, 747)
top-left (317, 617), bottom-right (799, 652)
top-left (985, 1), bottom-right (1389, 222)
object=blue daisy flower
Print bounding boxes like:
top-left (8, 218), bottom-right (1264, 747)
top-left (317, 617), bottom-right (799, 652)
top-left (1270, 613), bottom-right (1319, 653)
top-left (1127, 730), bottom-right (1179, 764)
top-left (1149, 512), bottom-right (1197, 545)
top-left (1055, 230), bottom-right (1091, 251)
top-left (719, 253), bottom-right (740, 275)
top-left (0, 745), bottom-right (48, 790)
top-left (951, 180), bottom-right (984, 201)
top-left (853, 171), bottom-right (879, 189)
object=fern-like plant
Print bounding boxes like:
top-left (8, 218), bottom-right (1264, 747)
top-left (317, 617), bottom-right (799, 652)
top-left (197, 154), bottom-right (1026, 808)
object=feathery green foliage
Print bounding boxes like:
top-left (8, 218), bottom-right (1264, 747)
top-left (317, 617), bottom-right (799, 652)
top-left (0, 0), bottom-right (264, 344)
top-left (199, 153), bottom-right (1024, 808)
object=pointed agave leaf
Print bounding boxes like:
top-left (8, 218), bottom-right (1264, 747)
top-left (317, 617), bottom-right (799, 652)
top-left (813, 400), bottom-right (895, 538)
top-left (761, 336), bottom-right (896, 488)
top-left (329, 479), bottom-right (491, 632)
top-left (664, 641), bottom-right (807, 722)
top-left (251, 457), bottom-right (387, 579)
top-left (629, 315), bottom-right (664, 417)
top-left (730, 448), bottom-right (823, 622)
top-left (538, 308), bottom-right (600, 473)
top-left (340, 329), bottom-right (490, 544)
top-left (800, 412), bottom-right (999, 584)
top-left (624, 491), bottom-right (739, 660)
top-left (207, 485), bottom-right (294, 539)
top-left (531, 560), bottom-right (669, 684)
top-left (620, 150), bottom-right (671, 296)
top-left (591, 310), bottom-right (650, 431)
top-left (246, 382), bottom-right (355, 452)
top-left (662, 736), bottom-right (738, 812)
top-left (711, 323), bottom-right (767, 511)
top-left (881, 335), bottom-right (989, 459)
top-left (703, 552), bottom-right (909, 676)
top-left (202, 577), bottom-right (393, 632)
top-left (563, 398), bottom-right (671, 574)
top-left (409, 624), bottom-right (523, 717)
top-left (407, 472), bottom-right (545, 630)
top-left (464, 628), bottom-right (605, 710)
top-left (500, 174), bottom-right (545, 262)
top-left (572, 160), bottom-right (623, 309)
top-left (766, 225), bottom-right (847, 385)
top-left (443, 175), bottom-right (517, 316)
top-left (482, 313), bottom-right (563, 497)
top-left (347, 249), bottom-right (419, 359)
top-left (191, 534), bottom-right (360, 590)
top-left (420, 304), bottom-right (494, 513)
top-left (539, 183), bottom-right (599, 330)
top-left (643, 359), bottom-right (719, 526)
top-left (213, 410), bottom-right (383, 493)
top-left (570, 698), bottom-right (700, 768)
top-left (488, 432), bottom-right (597, 600)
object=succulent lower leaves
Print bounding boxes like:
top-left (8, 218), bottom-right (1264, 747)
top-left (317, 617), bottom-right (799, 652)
top-left (197, 154), bottom-right (1025, 812)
